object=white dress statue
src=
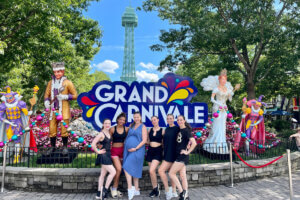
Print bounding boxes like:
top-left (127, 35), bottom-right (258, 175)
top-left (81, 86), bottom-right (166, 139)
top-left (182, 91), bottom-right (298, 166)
top-left (200, 69), bottom-right (240, 157)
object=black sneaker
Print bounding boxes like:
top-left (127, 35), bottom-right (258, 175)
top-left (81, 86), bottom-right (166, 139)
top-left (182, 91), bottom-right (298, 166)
top-left (156, 184), bottom-right (160, 197)
top-left (149, 185), bottom-right (160, 197)
top-left (179, 190), bottom-right (188, 200)
top-left (149, 188), bottom-right (156, 197)
top-left (95, 191), bottom-right (101, 199)
top-left (102, 187), bottom-right (108, 199)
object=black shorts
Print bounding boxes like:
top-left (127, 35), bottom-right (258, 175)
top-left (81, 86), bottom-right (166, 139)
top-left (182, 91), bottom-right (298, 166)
top-left (175, 154), bottom-right (189, 165)
top-left (146, 146), bottom-right (163, 162)
top-left (96, 153), bottom-right (112, 165)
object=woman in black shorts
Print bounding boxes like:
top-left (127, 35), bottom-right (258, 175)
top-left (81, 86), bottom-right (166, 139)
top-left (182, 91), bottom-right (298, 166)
top-left (158, 114), bottom-right (179, 200)
top-left (169, 115), bottom-right (196, 200)
top-left (145, 116), bottom-right (164, 197)
top-left (92, 119), bottom-right (116, 199)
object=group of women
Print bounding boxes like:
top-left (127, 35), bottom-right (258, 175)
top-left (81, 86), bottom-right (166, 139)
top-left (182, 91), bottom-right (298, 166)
top-left (91, 112), bottom-right (197, 200)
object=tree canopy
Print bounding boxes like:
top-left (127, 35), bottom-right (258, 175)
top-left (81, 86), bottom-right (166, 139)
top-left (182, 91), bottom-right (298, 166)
top-left (143, 0), bottom-right (300, 99)
top-left (0, 0), bottom-right (106, 108)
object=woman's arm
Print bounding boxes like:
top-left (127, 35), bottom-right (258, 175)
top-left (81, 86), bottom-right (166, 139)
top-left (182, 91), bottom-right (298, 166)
top-left (181, 137), bottom-right (197, 155)
top-left (91, 132), bottom-right (106, 154)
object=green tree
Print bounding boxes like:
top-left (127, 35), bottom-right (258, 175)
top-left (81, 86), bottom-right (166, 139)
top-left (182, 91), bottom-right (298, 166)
top-left (0, 0), bottom-right (102, 90)
top-left (0, 0), bottom-right (103, 108)
top-left (143, 0), bottom-right (300, 99)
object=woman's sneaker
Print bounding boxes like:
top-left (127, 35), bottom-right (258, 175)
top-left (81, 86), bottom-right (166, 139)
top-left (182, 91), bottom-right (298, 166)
top-left (169, 187), bottom-right (178, 198)
top-left (149, 184), bottom-right (160, 197)
top-left (132, 186), bottom-right (140, 196)
top-left (165, 189), bottom-right (173, 200)
top-left (102, 187), bottom-right (108, 199)
top-left (95, 191), bottom-right (101, 199)
top-left (128, 188), bottom-right (135, 200)
top-left (179, 190), bottom-right (188, 200)
top-left (110, 187), bottom-right (118, 198)
top-left (172, 191), bottom-right (178, 198)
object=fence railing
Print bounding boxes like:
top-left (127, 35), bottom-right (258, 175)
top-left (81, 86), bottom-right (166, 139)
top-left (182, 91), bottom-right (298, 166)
top-left (0, 138), bottom-right (298, 168)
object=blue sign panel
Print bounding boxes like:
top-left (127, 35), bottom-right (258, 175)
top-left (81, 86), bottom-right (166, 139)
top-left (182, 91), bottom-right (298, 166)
top-left (78, 73), bottom-right (208, 131)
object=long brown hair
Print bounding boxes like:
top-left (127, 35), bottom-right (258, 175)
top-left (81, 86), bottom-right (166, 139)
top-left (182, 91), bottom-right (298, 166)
top-left (130, 111), bottom-right (142, 128)
top-left (178, 115), bottom-right (192, 131)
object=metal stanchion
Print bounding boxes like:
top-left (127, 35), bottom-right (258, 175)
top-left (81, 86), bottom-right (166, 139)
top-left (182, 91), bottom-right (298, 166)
top-left (229, 143), bottom-right (234, 188)
top-left (1, 144), bottom-right (8, 193)
top-left (287, 149), bottom-right (293, 200)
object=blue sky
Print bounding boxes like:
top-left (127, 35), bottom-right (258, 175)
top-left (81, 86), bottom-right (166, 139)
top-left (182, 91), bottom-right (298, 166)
top-left (84, 0), bottom-right (174, 82)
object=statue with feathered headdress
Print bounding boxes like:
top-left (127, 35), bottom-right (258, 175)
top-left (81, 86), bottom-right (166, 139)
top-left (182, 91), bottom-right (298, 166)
top-left (0, 86), bottom-right (32, 163)
top-left (234, 95), bottom-right (266, 154)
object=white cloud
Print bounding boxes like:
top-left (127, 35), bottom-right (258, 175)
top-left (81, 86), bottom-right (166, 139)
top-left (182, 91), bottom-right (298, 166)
top-left (138, 62), bottom-right (174, 75)
top-left (138, 62), bottom-right (158, 70)
top-left (93, 60), bottom-right (119, 74)
top-left (136, 70), bottom-right (159, 82)
top-left (160, 67), bottom-right (171, 74)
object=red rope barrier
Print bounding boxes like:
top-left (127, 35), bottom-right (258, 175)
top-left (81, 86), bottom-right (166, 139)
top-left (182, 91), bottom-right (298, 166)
top-left (233, 148), bottom-right (284, 168)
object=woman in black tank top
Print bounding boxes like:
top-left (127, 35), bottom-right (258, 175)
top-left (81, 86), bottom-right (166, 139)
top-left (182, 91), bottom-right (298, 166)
top-left (92, 119), bottom-right (116, 200)
top-left (146, 116), bottom-right (165, 198)
top-left (109, 112), bottom-right (128, 198)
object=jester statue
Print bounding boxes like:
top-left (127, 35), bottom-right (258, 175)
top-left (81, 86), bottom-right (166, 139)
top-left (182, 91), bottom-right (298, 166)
top-left (44, 62), bottom-right (77, 155)
top-left (0, 86), bottom-right (32, 163)
top-left (234, 95), bottom-right (266, 154)
top-left (200, 69), bottom-right (240, 159)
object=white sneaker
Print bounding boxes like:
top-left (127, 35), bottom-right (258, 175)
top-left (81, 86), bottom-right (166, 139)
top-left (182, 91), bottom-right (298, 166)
top-left (172, 192), bottom-right (178, 198)
top-left (165, 189), bottom-right (173, 200)
top-left (132, 186), bottom-right (140, 196)
top-left (169, 187), bottom-right (178, 198)
top-left (128, 188), bottom-right (135, 200)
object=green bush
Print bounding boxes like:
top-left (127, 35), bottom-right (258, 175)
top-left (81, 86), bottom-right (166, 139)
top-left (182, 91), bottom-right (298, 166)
top-left (270, 119), bottom-right (291, 131)
top-left (277, 129), bottom-right (296, 138)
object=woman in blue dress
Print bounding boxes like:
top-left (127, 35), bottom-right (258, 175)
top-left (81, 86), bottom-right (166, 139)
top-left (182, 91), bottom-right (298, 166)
top-left (123, 111), bottom-right (147, 200)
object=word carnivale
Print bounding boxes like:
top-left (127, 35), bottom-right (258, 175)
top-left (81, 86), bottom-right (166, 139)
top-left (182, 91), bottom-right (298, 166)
top-left (78, 73), bottom-right (208, 130)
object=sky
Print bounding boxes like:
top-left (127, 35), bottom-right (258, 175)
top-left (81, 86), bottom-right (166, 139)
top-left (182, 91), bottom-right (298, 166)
top-left (84, 0), bottom-right (174, 82)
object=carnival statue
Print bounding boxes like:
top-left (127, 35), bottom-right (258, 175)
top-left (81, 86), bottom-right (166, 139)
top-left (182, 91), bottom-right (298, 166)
top-left (200, 69), bottom-right (240, 159)
top-left (44, 62), bottom-right (77, 155)
top-left (0, 86), bottom-right (32, 163)
top-left (234, 96), bottom-right (266, 154)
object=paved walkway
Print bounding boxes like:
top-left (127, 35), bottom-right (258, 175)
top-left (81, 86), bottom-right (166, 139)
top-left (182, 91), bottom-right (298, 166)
top-left (0, 170), bottom-right (299, 200)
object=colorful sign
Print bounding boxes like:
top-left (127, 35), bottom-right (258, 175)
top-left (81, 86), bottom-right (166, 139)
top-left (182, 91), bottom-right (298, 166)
top-left (77, 73), bottom-right (208, 131)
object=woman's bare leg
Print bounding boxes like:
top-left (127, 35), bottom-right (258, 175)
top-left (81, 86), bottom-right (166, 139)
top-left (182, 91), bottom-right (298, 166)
top-left (158, 161), bottom-right (172, 192)
top-left (168, 162), bottom-right (185, 193)
top-left (102, 164), bottom-right (116, 189)
top-left (124, 170), bottom-right (133, 189)
top-left (149, 160), bottom-right (160, 188)
top-left (98, 167), bottom-right (108, 191)
top-left (111, 157), bottom-right (122, 189)
top-left (179, 165), bottom-right (187, 190)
